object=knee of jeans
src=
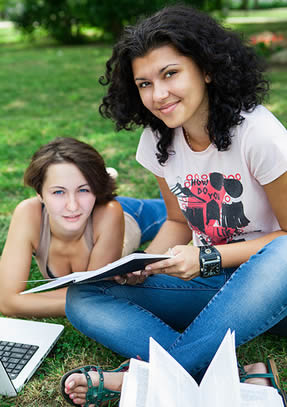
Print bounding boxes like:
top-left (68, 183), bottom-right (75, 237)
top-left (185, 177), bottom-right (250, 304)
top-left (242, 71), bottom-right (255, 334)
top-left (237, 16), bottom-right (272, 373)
top-left (246, 235), bottom-right (287, 288)
top-left (66, 285), bottom-right (81, 309)
top-left (259, 235), bottom-right (287, 265)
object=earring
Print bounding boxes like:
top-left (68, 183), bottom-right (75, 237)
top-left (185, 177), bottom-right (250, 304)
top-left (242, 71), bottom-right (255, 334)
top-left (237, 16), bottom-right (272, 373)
top-left (205, 74), bottom-right (211, 84)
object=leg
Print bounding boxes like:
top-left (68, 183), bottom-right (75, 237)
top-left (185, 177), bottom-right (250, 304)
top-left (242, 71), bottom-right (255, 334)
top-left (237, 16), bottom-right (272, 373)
top-left (66, 236), bottom-right (287, 377)
top-left (167, 236), bottom-right (287, 376)
top-left (116, 196), bottom-right (167, 243)
top-left (66, 272), bottom-right (229, 361)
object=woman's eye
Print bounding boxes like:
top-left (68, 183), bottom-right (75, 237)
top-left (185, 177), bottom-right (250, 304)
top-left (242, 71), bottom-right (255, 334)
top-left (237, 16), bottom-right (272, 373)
top-left (53, 190), bottom-right (64, 195)
top-left (138, 81), bottom-right (150, 89)
top-left (79, 188), bottom-right (89, 193)
top-left (165, 71), bottom-right (176, 78)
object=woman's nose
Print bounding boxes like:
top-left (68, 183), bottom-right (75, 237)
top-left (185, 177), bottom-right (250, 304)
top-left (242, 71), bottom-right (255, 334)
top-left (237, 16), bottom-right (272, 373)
top-left (153, 82), bottom-right (169, 102)
top-left (66, 195), bottom-right (78, 211)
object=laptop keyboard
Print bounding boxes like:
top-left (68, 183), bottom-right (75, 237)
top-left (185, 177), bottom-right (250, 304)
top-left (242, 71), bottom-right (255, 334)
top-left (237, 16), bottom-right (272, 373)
top-left (0, 340), bottom-right (39, 380)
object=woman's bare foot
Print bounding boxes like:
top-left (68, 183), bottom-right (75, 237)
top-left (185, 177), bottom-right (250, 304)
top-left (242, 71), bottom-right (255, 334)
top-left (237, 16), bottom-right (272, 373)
top-left (64, 370), bottom-right (125, 406)
top-left (244, 362), bottom-right (271, 386)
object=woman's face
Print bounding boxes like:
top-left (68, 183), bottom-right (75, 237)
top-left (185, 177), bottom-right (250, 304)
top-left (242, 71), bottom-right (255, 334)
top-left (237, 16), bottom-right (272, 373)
top-left (132, 45), bottom-right (211, 131)
top-left (40, 162), bottom-right (96, 234)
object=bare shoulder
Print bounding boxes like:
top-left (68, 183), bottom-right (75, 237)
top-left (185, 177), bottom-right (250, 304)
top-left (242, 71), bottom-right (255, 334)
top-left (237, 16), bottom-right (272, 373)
top-left (15, 196), bottom-right (40, 213)
top-left (11, 198), bottom-right (42, 244)
top-left (92, 200), bottom-right (124, 235)
top-left (92, 200), bottom-right (123, 223)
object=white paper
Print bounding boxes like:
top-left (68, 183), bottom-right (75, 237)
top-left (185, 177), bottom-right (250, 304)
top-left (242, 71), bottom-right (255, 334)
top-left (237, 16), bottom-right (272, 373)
top-left (240, 383), bottom-right (284, 407)
top-left (200, 330), bottom-right (240, 407)
top-left (146, 337), bottom-right (200, 407)
top-left (119, 331), bottom-right (284, 407)
top-left (120, 359), bottom-right (149, 407)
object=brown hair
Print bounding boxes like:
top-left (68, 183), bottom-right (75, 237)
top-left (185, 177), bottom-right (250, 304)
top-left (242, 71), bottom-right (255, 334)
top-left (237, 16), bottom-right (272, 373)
top-left (24, 137), bottom-right (117, 204)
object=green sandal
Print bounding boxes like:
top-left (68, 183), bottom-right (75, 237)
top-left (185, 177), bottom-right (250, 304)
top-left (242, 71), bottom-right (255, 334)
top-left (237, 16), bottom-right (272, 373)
top-left (60, 360), bottom-right (129, 407)
top-left (239, 359), bottom-right (287, 406)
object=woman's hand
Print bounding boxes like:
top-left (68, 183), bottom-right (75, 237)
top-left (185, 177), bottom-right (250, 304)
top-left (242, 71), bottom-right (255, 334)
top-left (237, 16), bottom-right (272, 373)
top-left (142, 245), bottom-right (201, 281)
top-left (114, 271), bottom-right (147, 286)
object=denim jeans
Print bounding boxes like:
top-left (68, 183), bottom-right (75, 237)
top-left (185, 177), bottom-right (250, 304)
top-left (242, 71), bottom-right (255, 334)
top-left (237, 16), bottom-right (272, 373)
top-left (116, 196), bottom-right (167, 243)
top-left (66, 235), bottom-right (287, 377)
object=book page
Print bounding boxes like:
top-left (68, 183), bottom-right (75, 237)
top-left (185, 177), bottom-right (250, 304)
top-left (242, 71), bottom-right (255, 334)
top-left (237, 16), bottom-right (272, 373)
top-left (199, 330), bottom-right (241, 407)
top-left (20, 272), bottom-right (82, 294)
top-left (145, 337), bottom-right (200, 407)
top-left (240, 383), bottom-right (284, 407)
top-left (119, 359), bottom-right (149, 407)
top-left (20, 253), bottom-right (171, 294)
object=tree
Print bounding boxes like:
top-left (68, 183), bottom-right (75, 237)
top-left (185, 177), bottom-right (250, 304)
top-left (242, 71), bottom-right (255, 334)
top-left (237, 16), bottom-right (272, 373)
top-left (240, 0), bottom-right (249, 10)
top-left (6, 0), bottom-right (222, 44)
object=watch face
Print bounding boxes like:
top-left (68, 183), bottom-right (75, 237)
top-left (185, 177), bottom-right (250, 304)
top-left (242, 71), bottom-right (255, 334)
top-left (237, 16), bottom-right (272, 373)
top-left (202, 262), bottom-right (220, 277)
top-left (200, 246), bottom-right (221, 278)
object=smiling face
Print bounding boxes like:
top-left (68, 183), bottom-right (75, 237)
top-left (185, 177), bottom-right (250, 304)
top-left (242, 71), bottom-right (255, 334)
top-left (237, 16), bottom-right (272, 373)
top-left (40, 162), bottom-right (96, 235)
top-left (132, 45), bottom-right (211, 134)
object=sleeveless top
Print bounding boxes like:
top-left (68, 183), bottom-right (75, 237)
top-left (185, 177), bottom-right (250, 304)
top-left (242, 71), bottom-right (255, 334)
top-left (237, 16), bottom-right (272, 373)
top-left (33, 206), bottom-right (94, 279)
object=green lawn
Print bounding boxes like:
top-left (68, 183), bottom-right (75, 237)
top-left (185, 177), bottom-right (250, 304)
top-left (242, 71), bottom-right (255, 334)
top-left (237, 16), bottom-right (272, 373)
top-left (0, 14), bottom-right (287, 406)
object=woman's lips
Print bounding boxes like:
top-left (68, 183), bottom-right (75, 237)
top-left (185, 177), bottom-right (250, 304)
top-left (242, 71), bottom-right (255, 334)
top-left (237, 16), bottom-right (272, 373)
top-left (159, 101), bottom-right (179, 114)
top-left (63, 214), bottom-right (81, 222)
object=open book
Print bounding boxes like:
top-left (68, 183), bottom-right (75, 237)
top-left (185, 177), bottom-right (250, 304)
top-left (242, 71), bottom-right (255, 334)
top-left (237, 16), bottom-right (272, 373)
top-left (120, 330), bottom-right (285, 407)
top-left (20, 253), bottom-right (170, 295)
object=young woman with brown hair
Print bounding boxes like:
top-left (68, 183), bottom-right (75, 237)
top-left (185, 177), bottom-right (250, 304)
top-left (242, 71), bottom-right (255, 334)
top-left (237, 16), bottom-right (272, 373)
top-left (0, 137), bottom-right (166, 317)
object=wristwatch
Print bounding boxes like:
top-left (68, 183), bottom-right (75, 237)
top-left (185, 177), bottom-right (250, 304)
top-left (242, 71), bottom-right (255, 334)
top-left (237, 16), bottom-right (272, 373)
top-left (199, 246), bottom-right (222, 278)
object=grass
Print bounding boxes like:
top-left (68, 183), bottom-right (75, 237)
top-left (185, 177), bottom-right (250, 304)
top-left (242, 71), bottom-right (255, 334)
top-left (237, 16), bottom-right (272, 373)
top-left (0, 9), bottom-right (287, 405)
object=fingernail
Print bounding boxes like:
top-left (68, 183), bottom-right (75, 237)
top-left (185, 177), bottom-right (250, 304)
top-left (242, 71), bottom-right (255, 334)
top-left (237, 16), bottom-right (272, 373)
top-left (145, 266), bottom-right (151, 270)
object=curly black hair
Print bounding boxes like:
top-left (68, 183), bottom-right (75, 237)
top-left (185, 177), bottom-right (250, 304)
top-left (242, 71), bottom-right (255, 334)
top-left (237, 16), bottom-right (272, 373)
top-left (99, 5), bottom-right (269, 165)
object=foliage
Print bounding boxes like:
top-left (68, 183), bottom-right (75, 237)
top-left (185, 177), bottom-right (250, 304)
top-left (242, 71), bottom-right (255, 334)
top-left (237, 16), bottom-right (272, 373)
top-left (250, 31), bottom-right (287, 57)
top-left (229, 0), bottom-right (287, 9)
top-left (5, 0), bottom-right (222, 44)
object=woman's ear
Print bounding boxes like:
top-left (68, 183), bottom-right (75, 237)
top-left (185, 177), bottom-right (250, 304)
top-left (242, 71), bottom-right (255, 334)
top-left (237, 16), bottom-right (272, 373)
top-left (36, 193), bottom-right (43, 203)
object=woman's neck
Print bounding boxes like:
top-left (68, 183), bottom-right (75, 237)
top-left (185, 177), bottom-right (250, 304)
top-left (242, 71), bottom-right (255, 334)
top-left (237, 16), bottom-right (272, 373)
top-left (183, 127), bottom-right (211, 152)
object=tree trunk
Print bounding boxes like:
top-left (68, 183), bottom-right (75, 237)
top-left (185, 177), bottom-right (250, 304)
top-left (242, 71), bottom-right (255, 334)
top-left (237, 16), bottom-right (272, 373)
top-left (240, 0), bottom-right (249, 10)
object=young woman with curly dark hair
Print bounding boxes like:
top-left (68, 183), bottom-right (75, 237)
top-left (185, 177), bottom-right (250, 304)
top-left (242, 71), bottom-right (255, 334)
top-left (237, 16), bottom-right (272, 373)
top-left (61, 6), bottom-right (287, 406)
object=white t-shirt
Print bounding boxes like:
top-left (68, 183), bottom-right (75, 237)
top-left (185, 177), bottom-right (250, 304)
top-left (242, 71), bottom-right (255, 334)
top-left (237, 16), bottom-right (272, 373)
top-left (136, 105), bottom-right (287, 246)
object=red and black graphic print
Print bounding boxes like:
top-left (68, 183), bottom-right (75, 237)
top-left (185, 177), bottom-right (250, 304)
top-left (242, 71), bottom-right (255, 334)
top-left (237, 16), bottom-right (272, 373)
top-left (171, 172), bottom-right (250, 245)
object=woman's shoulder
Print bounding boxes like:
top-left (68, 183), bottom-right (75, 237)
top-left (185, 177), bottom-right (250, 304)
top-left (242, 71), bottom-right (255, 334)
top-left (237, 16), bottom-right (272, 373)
top-left (91, 200), bottom-right (124, 232)
top-left (14, 197), bottom-right (42, 218)
top-left (12, 198), bottom-right (42, 241)
top-left (14, 197), bottom-right (42, 217)
top-left (240, 105), bottom-right (286, 134)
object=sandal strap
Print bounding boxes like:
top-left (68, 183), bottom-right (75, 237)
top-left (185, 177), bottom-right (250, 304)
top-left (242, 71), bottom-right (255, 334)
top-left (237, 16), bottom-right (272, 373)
top-left (240, 372), bottom-right (275, 382)
top-left (78, 365), bottom-right (121, 407)
top-left (77, 367), bottom-right (96, 407)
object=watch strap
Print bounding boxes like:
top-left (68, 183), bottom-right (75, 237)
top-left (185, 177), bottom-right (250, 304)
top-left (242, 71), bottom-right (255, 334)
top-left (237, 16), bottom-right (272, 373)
top-left (199, 245), bottom-right (222, 278)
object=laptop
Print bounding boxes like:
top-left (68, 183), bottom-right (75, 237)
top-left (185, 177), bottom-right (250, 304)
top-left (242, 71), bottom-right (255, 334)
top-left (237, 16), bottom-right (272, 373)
top-left (0, 317), bottom-right (64, 397)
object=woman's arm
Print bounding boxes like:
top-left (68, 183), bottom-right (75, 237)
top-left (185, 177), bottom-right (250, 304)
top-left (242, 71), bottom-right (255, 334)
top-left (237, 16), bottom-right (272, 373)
top-left (144, 172), bottom-right (287, 280)
top-left (0, 199), bottom-right (66, 317)
top-left (145, 176), bottom-right (193, 254)
top-left (87, 200), bottom-right (124, 270)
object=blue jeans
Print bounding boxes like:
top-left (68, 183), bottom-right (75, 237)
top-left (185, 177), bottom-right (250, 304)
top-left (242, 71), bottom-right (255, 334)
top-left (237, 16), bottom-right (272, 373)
top-left (66, 236), bottom-right (287, 377)
top-left (116, 196), bottom-right (166, 243)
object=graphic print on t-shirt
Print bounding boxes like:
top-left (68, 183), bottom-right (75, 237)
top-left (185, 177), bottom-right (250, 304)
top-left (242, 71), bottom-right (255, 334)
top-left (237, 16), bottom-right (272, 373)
top-left (171, 172), bottom-right (250, 245)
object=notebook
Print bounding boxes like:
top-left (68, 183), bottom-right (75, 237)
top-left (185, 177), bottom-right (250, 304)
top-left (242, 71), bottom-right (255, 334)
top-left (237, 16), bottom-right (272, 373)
top-left (0, 317), bottom-right (64, 397)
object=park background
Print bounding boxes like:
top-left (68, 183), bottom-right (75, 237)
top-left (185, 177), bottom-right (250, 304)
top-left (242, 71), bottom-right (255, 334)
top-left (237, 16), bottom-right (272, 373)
top-left (0, 0), bottom-right (287, 405)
